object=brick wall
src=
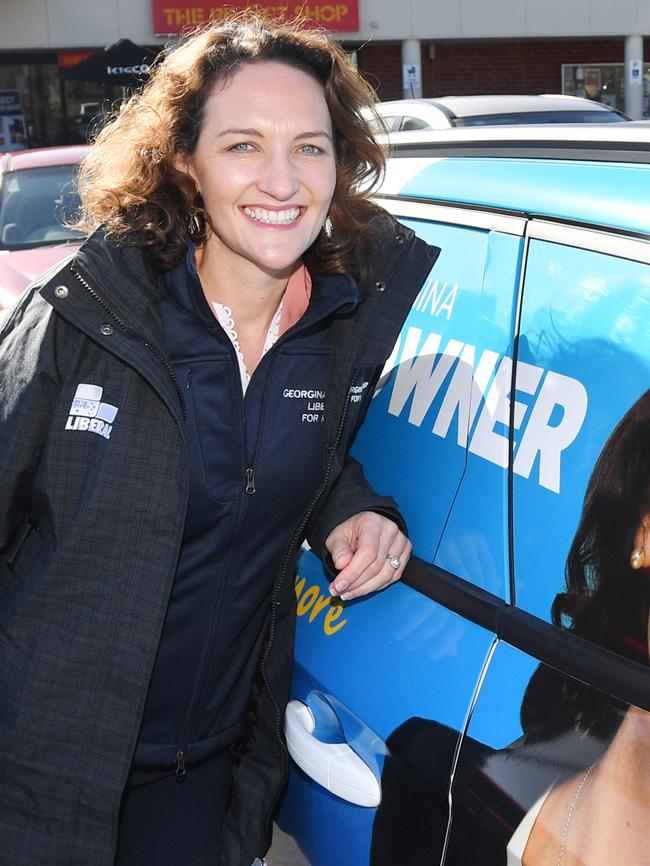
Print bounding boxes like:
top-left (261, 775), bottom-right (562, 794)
top-left (357, 37), bottom-right (650, 100)
top-left (358, 41), bottom-right (434, 100)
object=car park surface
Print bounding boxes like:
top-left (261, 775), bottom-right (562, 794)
top-left (0, 144), bottom-right (87, 310)
top-left (277, 125), bottom-right (650, 866)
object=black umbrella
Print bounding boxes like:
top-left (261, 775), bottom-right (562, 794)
top-left (61, 38), bottom-right (157, 87)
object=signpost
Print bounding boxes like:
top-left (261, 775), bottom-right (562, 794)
top-left (0, 91), bottom-right (27, 152)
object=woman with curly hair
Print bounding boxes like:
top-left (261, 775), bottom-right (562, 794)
top-left (0, 13), bottom-right (438, 866)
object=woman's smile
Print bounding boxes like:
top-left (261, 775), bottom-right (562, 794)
top-left (241, 205), bottom-right (304, 227)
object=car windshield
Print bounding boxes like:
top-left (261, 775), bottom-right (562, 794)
top-left (454, 110), bottom-right (626, 126)
top-left (0, 164), bottom-right (85, 251)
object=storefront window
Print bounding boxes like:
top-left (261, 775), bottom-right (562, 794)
top-left (62, 79), bottom-right (115, 144)
top-left (0, 61), bottom-right (63, 147)
top-left (0, 57), bottom-right (124, 148)
top-left (563, 62), bottom-right (650, 117)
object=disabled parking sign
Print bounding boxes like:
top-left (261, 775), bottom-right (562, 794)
top-left (402, 64), bottom-right (421, 96)
top-left (629, 59), bottom-right (642, 85)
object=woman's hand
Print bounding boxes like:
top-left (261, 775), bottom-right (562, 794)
top-left (325, 511), bottom-right (412, 601)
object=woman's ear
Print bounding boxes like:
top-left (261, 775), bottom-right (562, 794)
top-left (631, 515), bottom-right (650, 569)
top-left (174, 152), bottom-right (198, 187)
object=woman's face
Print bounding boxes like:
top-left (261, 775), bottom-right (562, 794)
top-left (179, 60), bottom-right (337, 280)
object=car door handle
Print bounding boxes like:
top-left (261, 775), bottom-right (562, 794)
top-left (284, 699), bottom-right (381, 807)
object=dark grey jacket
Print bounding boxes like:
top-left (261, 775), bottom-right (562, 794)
top-left (0, 215), bottom-right (438, 866)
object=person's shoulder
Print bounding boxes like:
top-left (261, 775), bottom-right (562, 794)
top-left (357, 204), bottom-right (402, 244)
top-left (359, 204), bottom-right (439, 264)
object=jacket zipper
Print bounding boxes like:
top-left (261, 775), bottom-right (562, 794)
top-left (175, 749), bottom-right (186, 780)
top-left (175, 350), bottom-right (278, 767)
top-left (70, 263), bottom-right (196, 790)
top-left (67, 263), bottom-right (194, 848)
top-left (70, 266), bottom-right (187, 418)
top-left (260, 367), bottom-right (360, 851)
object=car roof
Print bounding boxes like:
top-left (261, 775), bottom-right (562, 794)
top-left (379, 126), bottom-right (650, 235)
top-left (378, 123), bottom-right (650, 162)
top-left (0, 145), bottom-right (90, 173)
top-left (377, 95), bottom-right (621, 117)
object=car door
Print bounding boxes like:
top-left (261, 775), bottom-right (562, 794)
top-left (276, 157), bottom-right (526, 866)
top-left (441, 199), bottom-right (650, 864)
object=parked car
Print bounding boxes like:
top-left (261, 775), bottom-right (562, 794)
top-left (276, 125), bottom-right (650, 866)
top-left (368, 94), bottom-right (628, 136)
top-left (0, 145), bottom-right (88, 310)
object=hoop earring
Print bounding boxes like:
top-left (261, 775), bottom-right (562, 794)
top-left (631, 548), bottom-right (644, 570)
top-left (323, 215), bottom-right (333, 239)
top-left (188, 210), bottom-right (204, 239)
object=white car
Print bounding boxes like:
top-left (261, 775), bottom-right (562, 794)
top-left (368, 94), bottom-right (628, 136)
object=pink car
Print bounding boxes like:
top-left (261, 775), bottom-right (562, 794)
top-left (0, 145), bottom-right (89, 310)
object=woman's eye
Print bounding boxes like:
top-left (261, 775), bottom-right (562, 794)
top-left (229, 142), bottom-right (254, 153)
top-left (299, 144), bottom-right (324, 155)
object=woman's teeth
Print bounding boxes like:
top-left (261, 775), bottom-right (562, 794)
top-left (243, 207), bottom-right (300, 225)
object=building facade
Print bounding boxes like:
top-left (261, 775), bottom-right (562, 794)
top-left (0, 0), bottom-right (648, 147)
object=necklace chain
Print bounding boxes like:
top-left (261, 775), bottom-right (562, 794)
top-left (557, 763), bottom-right (595, 866)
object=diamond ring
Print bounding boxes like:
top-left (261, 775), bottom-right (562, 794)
top-left (387, 554), bottom-right (401, 571)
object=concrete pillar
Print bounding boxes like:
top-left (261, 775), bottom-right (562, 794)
top-left (624, 34), bottom-right (644, 120)
top-left (402, 39), bottom-right (422, 99)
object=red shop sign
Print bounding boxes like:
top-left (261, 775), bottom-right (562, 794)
top-left (58, 51), bottom-right (93, 69)
top-left (152, 0), bottom-right (359, 34)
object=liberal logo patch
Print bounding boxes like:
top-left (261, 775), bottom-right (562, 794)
top-left (65, 383), bottom-right (118, 440)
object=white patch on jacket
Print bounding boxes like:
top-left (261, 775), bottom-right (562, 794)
top-left (64, 383), bottom-right (118, 440)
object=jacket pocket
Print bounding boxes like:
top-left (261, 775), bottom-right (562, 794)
top-left (6, 521), bottom-right (53, 574)
top-left (3, 519), bottom-right (34, 569)
top-left (0, 522), bottom-right (53, 623)
top-left (186, 361), bottom-right (242, 505)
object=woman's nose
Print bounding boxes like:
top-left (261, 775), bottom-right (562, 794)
top-left (256, 152), bottom-right (300, 201)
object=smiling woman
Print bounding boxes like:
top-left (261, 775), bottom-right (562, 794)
top-left (75, 17), bottom-right (385, 276)
top-left (173, 60), bottom-right (338, 372)
top-left (0, 13), bottom-right (439, 866)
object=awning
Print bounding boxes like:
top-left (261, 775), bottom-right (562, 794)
top-left (60, 39), bottom-right (157, 87)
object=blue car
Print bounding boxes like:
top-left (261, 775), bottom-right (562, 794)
top-left (275, 125), bottom-right (650, 866)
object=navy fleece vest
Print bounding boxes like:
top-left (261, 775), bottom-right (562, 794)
top-left (134, 253), bottom-right (358, 768)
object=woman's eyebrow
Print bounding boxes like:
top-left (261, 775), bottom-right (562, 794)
top-left (295, 131), bottom-right (332, 141)
top-left (217, 127), bottom-right (262, 137)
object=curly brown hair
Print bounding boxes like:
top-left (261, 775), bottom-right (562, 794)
top-left (76, 13), bottom-right (386, 274)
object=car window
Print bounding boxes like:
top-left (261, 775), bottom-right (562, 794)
top-left (430, 228), bottom-right (523, 597)
top-left (373, 114), bottom-right (399, 133)
top-left (350, 216), bottom-right (490, 563)
top-left (0, 165), bottom-right (84, 250)
top-left (400, 116), bottom-right (431, 131)
top-left (512, 232), bottom-right (650, 663)
top-left (350, 208), bottom-right (522, 594)
top-left (454, 110), bottom-right (625, 126)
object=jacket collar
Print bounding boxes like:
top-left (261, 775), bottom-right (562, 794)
top-left (163, 241), bottom-right (359, 337)
top-left (40, 229), bottom-right (185, 425)
top-left (38, 216), bottom-right (439, 438)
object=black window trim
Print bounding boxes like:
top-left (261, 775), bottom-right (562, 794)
top-left (386, 139), bottom-right (650, 164)
top-left (402, 556), bottom-right (650, 714)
